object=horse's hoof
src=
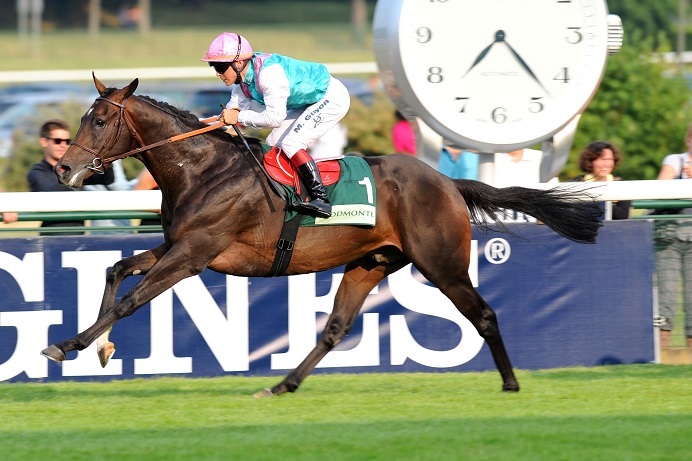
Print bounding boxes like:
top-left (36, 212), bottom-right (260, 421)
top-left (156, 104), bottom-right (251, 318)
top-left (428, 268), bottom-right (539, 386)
top-left (97, 342), bottom-right (116, 368)
top-left (41, 345), bottom-right (66, 363)
top-left (502, 383), bottom-right (520, 392)
top-left (253, 388), bottom-right (274, 399)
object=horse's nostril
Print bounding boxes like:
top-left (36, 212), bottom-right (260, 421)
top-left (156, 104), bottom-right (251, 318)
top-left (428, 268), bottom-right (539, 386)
top-left (56, 165), bottom-right (71, 178)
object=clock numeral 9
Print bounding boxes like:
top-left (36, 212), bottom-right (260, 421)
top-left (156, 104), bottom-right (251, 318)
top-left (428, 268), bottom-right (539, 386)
top-left (427, 67), bottom-right (443, 83)
top-left (416, 27), bottom-right (432, 43)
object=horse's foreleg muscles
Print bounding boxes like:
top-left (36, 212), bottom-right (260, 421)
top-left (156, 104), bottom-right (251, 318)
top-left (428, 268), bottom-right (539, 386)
top-left (262, 262), bottom-right (393, 397)
top-left (93, 248), bottom-right (163, 367)
top-left (42, 245), bottom-right (204, 364)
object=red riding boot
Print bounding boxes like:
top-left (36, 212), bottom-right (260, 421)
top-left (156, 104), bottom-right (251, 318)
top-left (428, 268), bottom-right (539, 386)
top-left (289, 149), bottom-right (332, 218)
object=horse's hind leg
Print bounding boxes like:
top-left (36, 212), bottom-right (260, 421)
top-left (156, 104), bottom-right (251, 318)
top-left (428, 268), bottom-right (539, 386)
top-left (258, 259), bottom-right (402, 397)
top-left (434, 273), bottom-right (519, 392)
top-left (471, 289), bottom-right (519, 392)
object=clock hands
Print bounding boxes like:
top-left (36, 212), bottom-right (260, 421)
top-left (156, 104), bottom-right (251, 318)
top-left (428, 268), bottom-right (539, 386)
top-left (500, 32), bottom-right (551, 96)
top-left (464, 30), bottom-right (551, 96)
top-left (463, 39), bottom-right (497, 77)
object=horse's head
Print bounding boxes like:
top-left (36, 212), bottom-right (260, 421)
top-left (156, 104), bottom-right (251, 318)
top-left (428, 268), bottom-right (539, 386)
top-left (55, 73), bottom-right (139, 188)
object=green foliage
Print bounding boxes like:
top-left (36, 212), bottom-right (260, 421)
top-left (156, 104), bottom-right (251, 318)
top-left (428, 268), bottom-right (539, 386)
top-left (608, 0), bottom-right (679, 49)
top-left (343, 91), bottom-right (396, 156)
top-left (564, 37), bottom-right (692, 180)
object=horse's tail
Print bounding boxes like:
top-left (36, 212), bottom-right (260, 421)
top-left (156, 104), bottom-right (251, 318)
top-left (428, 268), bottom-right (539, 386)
top-left (454, 180), bottom-right (603, 244)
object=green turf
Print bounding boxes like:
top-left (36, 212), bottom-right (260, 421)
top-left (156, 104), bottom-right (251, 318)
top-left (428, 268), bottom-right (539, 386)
top-left (0, 25), bottom-right (375, 73)
top-left (1, 365), bottom-right (690, 460)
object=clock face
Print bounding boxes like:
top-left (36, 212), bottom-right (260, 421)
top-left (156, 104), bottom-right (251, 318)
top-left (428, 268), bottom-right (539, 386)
top-left (375, 0), bottom-right (611, 151)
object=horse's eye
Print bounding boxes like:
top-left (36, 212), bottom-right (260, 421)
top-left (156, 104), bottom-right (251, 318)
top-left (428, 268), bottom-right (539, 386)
top-left (95, 118), bottom-right (105, 127)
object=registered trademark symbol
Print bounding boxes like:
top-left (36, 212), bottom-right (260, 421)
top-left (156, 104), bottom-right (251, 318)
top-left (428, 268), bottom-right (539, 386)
top-left (484, 238), bottom-right (511, 264)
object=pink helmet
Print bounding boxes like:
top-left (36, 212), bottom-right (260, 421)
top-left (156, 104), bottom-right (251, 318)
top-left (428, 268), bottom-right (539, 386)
top-left (201, 32), bottom-right (253, 62)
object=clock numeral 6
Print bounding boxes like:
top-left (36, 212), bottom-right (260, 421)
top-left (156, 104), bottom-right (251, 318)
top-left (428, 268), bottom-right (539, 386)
top-left (492, 107), bottom-right (507, 124)
top-left (427, 67), bottom-right (443, 83)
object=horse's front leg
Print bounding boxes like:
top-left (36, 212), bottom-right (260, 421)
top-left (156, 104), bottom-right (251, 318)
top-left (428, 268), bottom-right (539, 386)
top-left (256, 261), bottom-right (400, 398)
top-left (41, 244), bottom-right (203, 364)
top-left (93, 247), bottom-right (165, 367)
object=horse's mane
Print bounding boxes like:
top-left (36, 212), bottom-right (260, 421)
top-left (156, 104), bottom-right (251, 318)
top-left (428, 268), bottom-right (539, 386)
top-left (101, 87), bottom-right (206, 129)
top-left (101, 87), bottom-right (262, 147)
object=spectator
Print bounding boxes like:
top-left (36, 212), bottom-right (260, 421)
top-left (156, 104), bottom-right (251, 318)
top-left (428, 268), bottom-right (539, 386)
top-left (654, 125), bottom-right (692, 350)
top-left (132, 167), bottom-right (161, 232)
top-left (83, 159), bottom-right (133, 232)
top-left (492, 148), bottom-right (543, 187)
top-left (27, 119), bottom-right (114, 235)
top-left (392, 110), bottom-right (416, 156)
top-left (438, 144), bottom-right (478, 180)
top-left (1, 188), bottom-right (19, 224)
top-left (574, 140), bottom-right (631, 220)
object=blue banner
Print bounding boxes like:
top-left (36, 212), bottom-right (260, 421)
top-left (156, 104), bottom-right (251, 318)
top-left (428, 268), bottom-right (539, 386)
top-left (0, 220), bottom-right (654, 382)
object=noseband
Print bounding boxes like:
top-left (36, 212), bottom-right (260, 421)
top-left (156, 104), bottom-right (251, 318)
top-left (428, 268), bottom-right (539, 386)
top-left (69, 95), bottom-right (225, 173)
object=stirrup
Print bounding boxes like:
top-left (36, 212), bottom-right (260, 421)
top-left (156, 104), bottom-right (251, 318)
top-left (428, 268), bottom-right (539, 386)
top-left (293, 198), bottom-right (332, 218)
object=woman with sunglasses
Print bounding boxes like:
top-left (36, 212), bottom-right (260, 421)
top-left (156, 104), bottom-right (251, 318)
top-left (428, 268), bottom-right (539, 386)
top-left (201, 32), bottom-right (352, 219)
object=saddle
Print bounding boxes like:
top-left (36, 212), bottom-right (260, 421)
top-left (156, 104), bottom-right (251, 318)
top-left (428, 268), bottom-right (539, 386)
top-left (263, 147), bottom-right (341, 194)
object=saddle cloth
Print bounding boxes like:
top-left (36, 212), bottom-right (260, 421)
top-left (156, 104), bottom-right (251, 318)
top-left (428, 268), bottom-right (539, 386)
top-left (261, 147), bottom-right (376, 227)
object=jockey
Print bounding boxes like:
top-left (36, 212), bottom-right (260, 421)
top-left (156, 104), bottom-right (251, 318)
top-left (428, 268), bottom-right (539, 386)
top-left (202, 32), bottom-right (351, 219)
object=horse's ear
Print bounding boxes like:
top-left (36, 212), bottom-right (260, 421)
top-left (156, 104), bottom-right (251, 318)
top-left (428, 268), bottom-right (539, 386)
top-left (123, 78), bottom-right (139, 99)
top-left (92, 72), bottom-right (107, 95)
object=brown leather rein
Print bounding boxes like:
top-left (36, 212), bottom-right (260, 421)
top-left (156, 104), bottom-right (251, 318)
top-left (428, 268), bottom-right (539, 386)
top-left (71, 96), bottom-right (225, 173)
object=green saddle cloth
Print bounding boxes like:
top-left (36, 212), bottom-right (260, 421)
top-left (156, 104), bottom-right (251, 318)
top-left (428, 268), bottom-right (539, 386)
top-left (283, 156), bottom-right (376, 226)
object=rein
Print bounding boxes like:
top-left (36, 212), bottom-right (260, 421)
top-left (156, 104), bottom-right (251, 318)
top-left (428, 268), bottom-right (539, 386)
top-left (71, 96), bottom-right (225, 173)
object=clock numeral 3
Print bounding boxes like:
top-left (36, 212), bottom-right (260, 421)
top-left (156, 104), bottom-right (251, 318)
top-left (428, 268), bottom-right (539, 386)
top-left (427, 67), bottom-right (443, 83)
top-left (566, 27), bottom-right (583, 44)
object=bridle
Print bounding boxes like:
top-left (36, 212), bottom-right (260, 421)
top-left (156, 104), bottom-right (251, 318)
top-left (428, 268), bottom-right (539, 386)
top-left (71, 95), bottom-right (224, 173)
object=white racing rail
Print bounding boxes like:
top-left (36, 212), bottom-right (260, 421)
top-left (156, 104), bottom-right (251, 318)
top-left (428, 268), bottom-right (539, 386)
top-left (2, 180), bottom-right (691, 213)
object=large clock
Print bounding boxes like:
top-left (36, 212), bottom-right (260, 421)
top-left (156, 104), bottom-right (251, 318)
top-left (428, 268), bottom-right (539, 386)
top-left (374, 0), bottom-right (623, 153)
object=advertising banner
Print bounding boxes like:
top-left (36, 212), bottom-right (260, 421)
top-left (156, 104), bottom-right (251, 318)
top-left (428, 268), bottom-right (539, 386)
top-left (0, 220), bottom-right (654, 383)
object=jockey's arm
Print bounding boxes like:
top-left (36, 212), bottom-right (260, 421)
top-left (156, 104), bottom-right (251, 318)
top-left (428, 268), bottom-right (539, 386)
top-left (233, 64), bottom-right (289, 129)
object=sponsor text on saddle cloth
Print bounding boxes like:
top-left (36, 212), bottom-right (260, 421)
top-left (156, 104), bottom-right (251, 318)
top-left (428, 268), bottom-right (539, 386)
top-left (263, 147), bottom-right (376, 226)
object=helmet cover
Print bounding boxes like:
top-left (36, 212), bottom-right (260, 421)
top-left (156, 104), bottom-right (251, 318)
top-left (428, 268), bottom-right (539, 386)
top-left (201, 32), bottom-right (253, 62)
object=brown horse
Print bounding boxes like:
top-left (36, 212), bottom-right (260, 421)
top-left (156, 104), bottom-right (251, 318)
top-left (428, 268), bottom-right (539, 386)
top-left (41, 75), bottom-right (601, 396)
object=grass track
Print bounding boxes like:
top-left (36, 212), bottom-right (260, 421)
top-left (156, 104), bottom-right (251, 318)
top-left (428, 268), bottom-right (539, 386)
top-left (1, 365), bottom-right (691, 460)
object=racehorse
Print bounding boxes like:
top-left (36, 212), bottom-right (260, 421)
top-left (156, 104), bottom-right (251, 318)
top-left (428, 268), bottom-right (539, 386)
top-left (41, 75), bottom-right (602, 396)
